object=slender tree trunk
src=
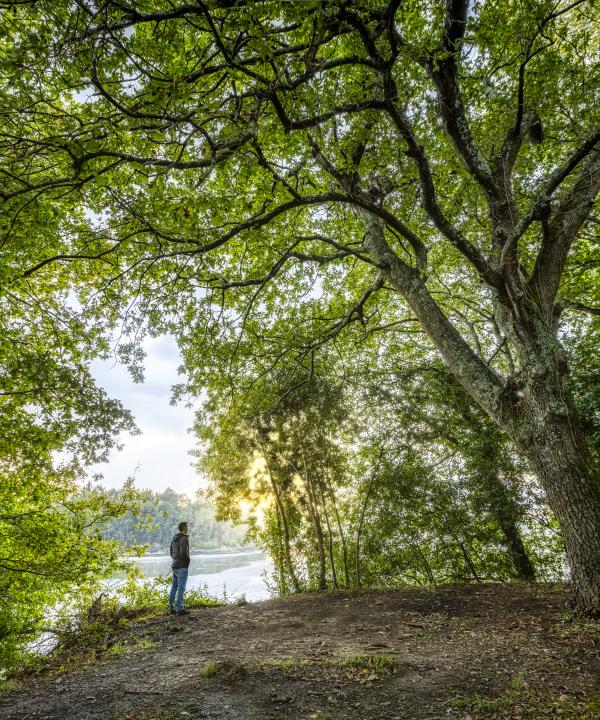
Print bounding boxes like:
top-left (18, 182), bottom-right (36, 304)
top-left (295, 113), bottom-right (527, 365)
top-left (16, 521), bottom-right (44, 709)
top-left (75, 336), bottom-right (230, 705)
top-left (458, 540), bottom-right (482, 583)
top-left (481, 467), bottom-right (536, 581)
top-left (355, 472), bottom-right (376, 589)
top-left (318, 480), bottom-right (338, 590)
top-left (302, 453), bottom-right (327, 591)
top-left (445, 380), bottom-right (537, 582)
top-left (263, 457), bottom-right (301, 593)
top-left (470, 444), bottom-right (537, 581)
top-left (273, 503), bottom-right (287, 593)
top-left (325, 474), bottom-right (351, 587)
top-left (412, 543), bottom-right (435, 586)
top-left (476, 471), bottom-right (536, 582)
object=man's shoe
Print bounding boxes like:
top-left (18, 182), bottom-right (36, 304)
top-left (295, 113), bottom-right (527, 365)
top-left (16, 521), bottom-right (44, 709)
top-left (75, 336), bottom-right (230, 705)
top-left (168, 607), bottom-right (176, 615)
top-left (175, 609), bottom-right (190, 616)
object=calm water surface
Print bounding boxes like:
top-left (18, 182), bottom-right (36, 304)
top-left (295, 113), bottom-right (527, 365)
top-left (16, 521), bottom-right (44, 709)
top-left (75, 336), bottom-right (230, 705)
top-left (117, 550), bottom-right (273, 602)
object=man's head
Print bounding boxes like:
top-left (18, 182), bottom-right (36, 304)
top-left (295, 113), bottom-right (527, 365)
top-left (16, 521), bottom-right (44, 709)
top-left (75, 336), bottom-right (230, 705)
top-left (178, 521), bottom-right (188, 535)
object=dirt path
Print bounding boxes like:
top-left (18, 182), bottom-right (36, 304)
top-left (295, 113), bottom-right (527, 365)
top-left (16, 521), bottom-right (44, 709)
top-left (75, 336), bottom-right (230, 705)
top-left (2, 585), bottom-right (599, 720)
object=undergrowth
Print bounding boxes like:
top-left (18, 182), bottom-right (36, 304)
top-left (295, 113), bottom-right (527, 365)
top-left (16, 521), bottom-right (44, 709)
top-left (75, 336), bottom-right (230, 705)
top-left (448, 678), bottom-right (600, 719)
top-left (12, 575), bottom-right (221, 679)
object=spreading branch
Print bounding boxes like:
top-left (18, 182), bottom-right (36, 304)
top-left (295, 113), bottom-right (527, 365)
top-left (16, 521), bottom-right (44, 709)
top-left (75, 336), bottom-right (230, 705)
top-left (430, 0), bottom-right (498, 199)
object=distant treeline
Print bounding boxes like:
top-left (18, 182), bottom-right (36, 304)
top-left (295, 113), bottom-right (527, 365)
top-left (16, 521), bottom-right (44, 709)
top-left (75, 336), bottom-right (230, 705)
top-left (85, 484), bottom-right (248, 552)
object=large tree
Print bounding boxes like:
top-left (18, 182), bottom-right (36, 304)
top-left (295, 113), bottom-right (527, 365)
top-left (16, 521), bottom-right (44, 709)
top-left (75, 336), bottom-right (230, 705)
top-left (1, 0), bottom-right (599, 611)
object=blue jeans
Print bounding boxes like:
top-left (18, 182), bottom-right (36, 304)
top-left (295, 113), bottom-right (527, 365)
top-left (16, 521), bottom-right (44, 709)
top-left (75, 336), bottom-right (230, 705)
top-left (169, 568), bottom-right (188, 611)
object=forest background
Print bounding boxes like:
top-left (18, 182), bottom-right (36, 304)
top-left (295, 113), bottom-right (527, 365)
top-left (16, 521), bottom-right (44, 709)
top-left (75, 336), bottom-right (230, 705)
top-left (90, 485), bottom-right (248, 552)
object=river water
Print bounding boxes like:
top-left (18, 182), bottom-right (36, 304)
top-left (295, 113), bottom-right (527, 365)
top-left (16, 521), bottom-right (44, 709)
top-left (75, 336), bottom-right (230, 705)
top-left (116, 549), bottom-right (273, 602)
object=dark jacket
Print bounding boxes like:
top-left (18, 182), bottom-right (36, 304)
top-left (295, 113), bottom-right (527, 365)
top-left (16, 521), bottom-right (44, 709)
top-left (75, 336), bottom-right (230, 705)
top-left (170, 532), bottom-right (190, 569)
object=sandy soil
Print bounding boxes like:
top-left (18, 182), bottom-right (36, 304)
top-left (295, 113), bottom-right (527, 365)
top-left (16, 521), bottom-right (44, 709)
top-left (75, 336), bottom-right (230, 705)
top-left (1, 584), bottom-right (599, 720)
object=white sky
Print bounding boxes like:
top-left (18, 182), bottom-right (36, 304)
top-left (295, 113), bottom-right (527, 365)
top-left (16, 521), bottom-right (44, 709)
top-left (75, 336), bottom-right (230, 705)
top-left (88, 335), bottom-right (206, 498)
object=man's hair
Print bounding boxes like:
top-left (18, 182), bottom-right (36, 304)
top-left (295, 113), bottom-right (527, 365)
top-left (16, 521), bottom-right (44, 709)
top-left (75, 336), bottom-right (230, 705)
top-left (178, 521), bottom-right (188, 532)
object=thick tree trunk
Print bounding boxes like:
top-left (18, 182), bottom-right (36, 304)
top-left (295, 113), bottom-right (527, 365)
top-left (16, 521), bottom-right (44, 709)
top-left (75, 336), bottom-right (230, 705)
top-left (500, 321), bottom-right (600, 610)
top-left (515, 406), bottom-right (600, 614)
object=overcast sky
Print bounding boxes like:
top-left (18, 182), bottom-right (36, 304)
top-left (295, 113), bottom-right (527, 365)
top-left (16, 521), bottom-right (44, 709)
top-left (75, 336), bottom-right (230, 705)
top-left (88, 334), bottom-right (206, 498)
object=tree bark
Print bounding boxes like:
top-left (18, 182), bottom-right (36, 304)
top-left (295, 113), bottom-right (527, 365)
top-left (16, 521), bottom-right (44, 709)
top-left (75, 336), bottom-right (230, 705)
top-left (515, 395), bottom-right (600, 614)
top-left (497, 305), bottom-right (600, 609)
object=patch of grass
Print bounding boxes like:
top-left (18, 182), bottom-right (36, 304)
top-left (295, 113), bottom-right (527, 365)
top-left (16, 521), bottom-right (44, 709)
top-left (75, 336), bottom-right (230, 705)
top-left (335, 653), bottom-right (395, 674)
top-left (200, 660), bottom-right (221, 677)
top-left (261, 657), bottom-right (309, 674)
top-left (120, 576), bottom-right (221, 613)
top-left (588, 693), bottom-right (600, 712)
top-left (448, 680), bottom-right (600, 719)
top-left (0, 680), bottom-right (22, 694)
top-left (105, 638), bottom-right (156, 656)
top-left (132, 638), bottom-right (157, 652)
top-left (260, 653), bottom-right (395, 678)
top-left (199, 659), bottom-right (247, 679)
top-left (106, 642), bottom-right (128, 656)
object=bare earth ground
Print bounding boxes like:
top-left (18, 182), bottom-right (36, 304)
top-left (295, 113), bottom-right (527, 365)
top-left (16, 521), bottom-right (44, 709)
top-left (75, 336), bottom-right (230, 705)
top-left (2, 585), bottom-right (600, 720)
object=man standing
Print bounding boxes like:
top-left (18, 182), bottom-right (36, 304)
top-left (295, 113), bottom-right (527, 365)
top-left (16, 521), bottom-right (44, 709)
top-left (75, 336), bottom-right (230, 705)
top-left (169, 521), bottom-right (190, 616)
